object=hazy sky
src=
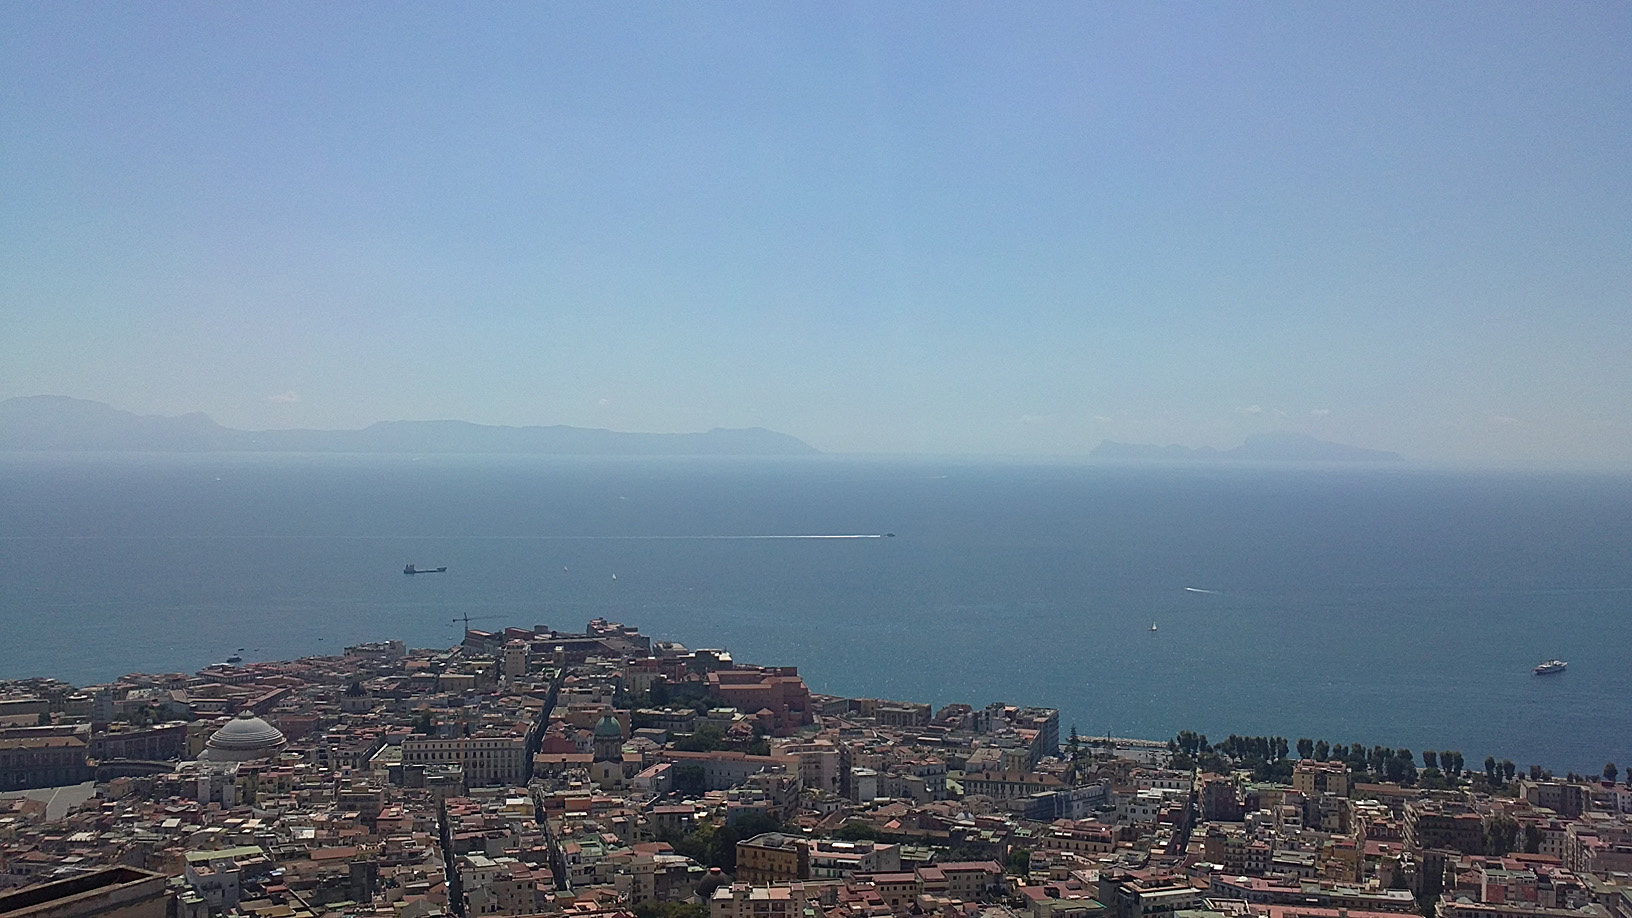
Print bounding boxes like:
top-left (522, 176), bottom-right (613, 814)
top-left (3, 4), bottom-right (1629, 462)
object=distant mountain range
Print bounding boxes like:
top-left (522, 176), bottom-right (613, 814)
top-left (0, 396), bottom-right (820, 456)
top-left (1091, 431), bottom-right (1403, 462)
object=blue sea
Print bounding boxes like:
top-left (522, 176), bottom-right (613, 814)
top-left (2, 452), bottom-right (1630, 776)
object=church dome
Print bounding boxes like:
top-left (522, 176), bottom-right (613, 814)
top-left (594, 714), bottom-right (623, 739)
top-left (199, 711), bottom-right (288, 762)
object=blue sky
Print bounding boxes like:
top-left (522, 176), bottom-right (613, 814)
top-left (3, 3), bottom-right (1629, 461)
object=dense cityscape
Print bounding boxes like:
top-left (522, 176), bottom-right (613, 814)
top-left (1, 620), bottom-right (1629, 918)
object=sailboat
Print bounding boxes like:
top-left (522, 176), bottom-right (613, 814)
top-left (1150, 622), bottom-right (1158, 632)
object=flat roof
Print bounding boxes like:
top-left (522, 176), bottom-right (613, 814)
top-left (0, 867), bottom-right (166, 917)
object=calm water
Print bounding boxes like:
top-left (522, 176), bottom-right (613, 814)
top-left (2, 452), bottom-right (1629, 775)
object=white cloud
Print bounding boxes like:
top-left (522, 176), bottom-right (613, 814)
top-left (265, 391), bottom-right (299, 404)
top-left (1093, 415), bottom-right (1113, 424)
top-left (1017, 414), bottom-right (1050, 425)
top-left (1239, 404), bottom-right (1265, 415)
top-left (1311, 408), bottom-right (1331, 417)
top-left (1493, 415), bottom-right (1519, 426)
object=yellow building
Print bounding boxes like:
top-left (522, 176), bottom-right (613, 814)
top-left (735, 833), bottom-right (810, 885)
top-left (1293, 759), bottom-right (1351, 797)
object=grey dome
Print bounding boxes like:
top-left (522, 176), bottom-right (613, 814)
top-left (199, 711), bottom-right (287, 762)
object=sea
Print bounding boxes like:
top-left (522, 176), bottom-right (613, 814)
top-left (2, 451), bottom-right (1629, 776)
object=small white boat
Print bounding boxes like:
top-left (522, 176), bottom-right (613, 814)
top-left (1150, 622), bottom-right (1158, 632)
top-left (1533, 659), bottom-right (1567, 675)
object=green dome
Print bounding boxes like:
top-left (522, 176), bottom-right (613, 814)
top-left (593, 714), bottom-right (623, 738)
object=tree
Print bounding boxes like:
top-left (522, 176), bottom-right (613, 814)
top-left (1385, 749), bottom-right (1416, 786)
top-left (835, 821), bottom-right (880, 841)
top-left (1173, 731), bottom-right (1204, 756)
top-left (706, 814), bottom-right (784, 872)
top-left (1008, 847), bottom-right (1032, 876)
top-left (1297, 738), bottom-right (1314, 759)
top-left (1348, 744), bottom-right (1368, 771)
top-left (675, 724), bottom-right (728, 753)
top-left (635, 903), bottom-right (708, 918)
top-left (1605, 763), bottom-right (1619, 783)
top-left (411, 709), bottom-right (434, 734)
top-left (1502, 760), bottom-right (1516, 783)
top-left (1251, 757), bottom-right (1294, 783)
top-left (1068, 726), bottom-right (1082, 761)
top-left (36, 711), bottom-right (51, 726)
top-left (1313, 740), bottom-right (1330, 762)
top-left (1419, 767), bottom-right (1457, 791)
top-left (1485, 815), bottom-right (1519, 856)
top-left (673, 763), bottom-right (706, 796)
top-left (1485, 756), bottom-right (1499, 782)
top-left (1385, 750), bottom-right (1408, 784)
top-left (1523, 824), bottom-right (1543, 855)
top-left (662, 822), bottom-right (714, 864)
top-left (1422, 751), bottom-right (1438, 770)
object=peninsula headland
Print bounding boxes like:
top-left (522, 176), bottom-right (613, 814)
top-left (0, 396), bottom-right (819, 456)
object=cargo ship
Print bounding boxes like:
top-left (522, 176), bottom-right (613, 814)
top-left (403, 564), bottom-right (447, 575)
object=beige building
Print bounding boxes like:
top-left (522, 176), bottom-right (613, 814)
top-left (710, 883), bottom-right (837, 918)
top-left (919, 862), bottom-right (1005, 901)
top-left (962, 771), bottom-right (1065, 800)
top-left (807, 840), bottom-right (900, 879)
top-left (772, 741), bottom-right (842, 795)
top-left (401, 734), bottom-right (527, 786)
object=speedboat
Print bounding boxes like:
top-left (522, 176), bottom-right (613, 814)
top-left (1533, 660), bottom-right (1567, 675)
